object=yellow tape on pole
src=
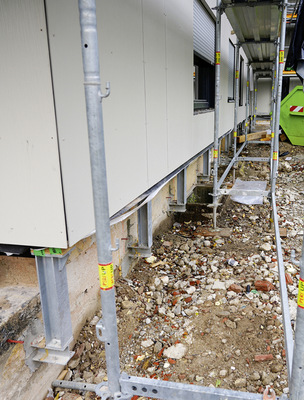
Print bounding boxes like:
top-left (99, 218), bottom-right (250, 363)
top-left (99, 263), bottom-right (114, 291)
top-left (215, 52), bottom-right (221, 65)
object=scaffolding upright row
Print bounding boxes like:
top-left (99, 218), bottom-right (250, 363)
top-left (52, 0), bottom-right (304, 399)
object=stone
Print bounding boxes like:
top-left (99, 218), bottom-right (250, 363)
top-left (219, 369), bottom-right (228, 377)
top-left (62, 394), bottom-right (83, 400)
top-left (260, 243), bottom-right (272, 252)
top-left (271, 363), bottom-right (283, 373)
top-left (145, 256), bottom-right (157, 264)
top-left (154, 341), bottom-right (163, 354)
top-left (234, 378), bottom-right (247, 388)
top-left (141, 339), bottom-right (154, 348)
top-left (225, 319), bottom-right (237, 329)
top-left (121, 300), bottom-right (135, 309)
top-left (250, 371), bottom-right (260, 381)
top-left (163, 343), bottom-right (188, 360)
top-left (212, 281), bottom-right (226, 290)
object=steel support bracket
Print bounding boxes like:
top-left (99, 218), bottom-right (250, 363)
top-left (128, 201), bottom-right (152, 258)
top-left (169, 168), bottom-right (187, 212)
top-left (32, 252), bottom-right (74, 365)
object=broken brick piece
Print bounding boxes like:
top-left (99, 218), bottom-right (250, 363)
top-left (255, 280), bottom-right (275, 292)
top-left (285, 273), bottom-right (293, 285)
top-left (184, 297), bottom-right (192, 303)
top-left (228, 284), bottom-right (243, 293)
top-left (254, 354), bottom-right (273, 362)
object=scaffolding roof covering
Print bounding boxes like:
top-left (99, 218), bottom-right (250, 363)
top-left (221, 0), bottom-right (283, 72)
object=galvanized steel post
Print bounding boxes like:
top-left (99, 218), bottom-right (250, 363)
top-left (271, 2), bottom-right (287, 194)
top-left (212, 0), bottom-right (222, 229)
top-left (232, 42), bottom-right (240, 183)
top-left (290, 233), bottom-right (304, 400)
top-left (253, 73), bottom-right (257, 128)
top-left (246, 63), bottom-right (250, 140)
top-left (78, 0), bottom-right (121, 394)
top-left (270, 43), bottom-right (279, 182)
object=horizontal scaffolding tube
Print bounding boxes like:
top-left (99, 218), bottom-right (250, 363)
top-left (217, 142), bottom-right (246, 189)
top-left (120, 374), bottom-right (264, 400)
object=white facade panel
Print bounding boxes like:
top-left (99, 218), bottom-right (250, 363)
top-left (0, 0), bottom-right (67, 248)
top-left (166, 0), bottom-right (194, 171)
top-left (0, 0), bottom-right (251, 248)
top-left (142, 0), bottom-right (168, 186)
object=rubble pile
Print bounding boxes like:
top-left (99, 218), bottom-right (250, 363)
top-left (50, 141), bottom-right (304, 400)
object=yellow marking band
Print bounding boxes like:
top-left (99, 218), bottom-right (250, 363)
top-left (255, 89), bottom-right (257, 92)
top-left (271, 132), bottom-right (274, 138)
top-left (98, 263), bottom-right (114, 291)
top-left (234, 131), bottom-right (237, 137)
top-left (215, 52), bottom-right (221, 65)
top-left (236, 70), bottom-right (239, 79)
top-left (213, 149), bottom-right (218, 159)
top-left (298, 278), bottom-right (304, 308)
top-left (273, 151), bottom-right (278, 160)
top-left (245, 123), bottom-right (248, 127)
top-left (247, 81), bottom-right (249, 87)
top-left (279, 50), bottom-right (284, 64)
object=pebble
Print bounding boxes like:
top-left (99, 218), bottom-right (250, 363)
top-left (141, 339), bottom-right (154, 348)
top-left (234, 378), bottom-right (247, 388)
top-left (163, 344), bottom-right (188, 360)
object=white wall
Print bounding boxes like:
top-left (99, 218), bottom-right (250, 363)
top-left (46, 0), bottom-right (194, 247)
top-left (0, 0), bottom-right (250, 248)
top-left (0, 0), bottom-right (67, 248)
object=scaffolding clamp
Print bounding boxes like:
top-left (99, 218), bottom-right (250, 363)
top-left (111, 238), bottom-right (120, 252)
top-left (98, 82), bottom-right (111, 99)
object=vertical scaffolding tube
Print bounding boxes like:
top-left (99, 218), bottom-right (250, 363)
top-left (290, 234), bottom-right (304, 400)
top-left (78, 0), bottom-right (120, 394)
top-left (270, 42), bottom-right (280, 183)
top-left (253, 73), bottom-right (257, 129)
top-left (271, 2), bottom-right (287, 194)
top-left (246, 63), bottom-right (250, 139)
top-left (233, 43), bottom-right (240, 151)
top-left (212, 0), bottom-right (221, 229)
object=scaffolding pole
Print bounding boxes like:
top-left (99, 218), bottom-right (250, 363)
top-left (253, 73), bottom-right (257, 128)
top-left (290, 233), bottom-right (304, 400)
top-left (78, 0), bottom-right (121, 395)
top-left (246, 63), bottom-right (250, 140)
top-left (212, 0), bottom-right (222, 229)
top-left (271, 2), bottom-right (287, 193)
top-left (232, 42), bottom-right (240, 183)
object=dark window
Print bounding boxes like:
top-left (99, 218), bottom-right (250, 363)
top-left (193, 53), bottom-right (215, 110)
top-left (228, 40), bottom-right (235, 102)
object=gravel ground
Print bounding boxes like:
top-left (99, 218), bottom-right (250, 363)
top-left (48, 124), bottom-right (304, 400)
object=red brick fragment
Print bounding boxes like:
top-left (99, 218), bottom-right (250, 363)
top-left (168, 358), bottom-right (176, 364)
top-left (254, 354), bottom-right (273, 362)
top-left (285, 273), bottom-right (293, 285)
top-left (282, 349), bottom-right (286, 357)
top-left (255, 280), bottom-right (275, 292)
top-left (172, 291), bottom-right (180, 296)
top-left (157, 347), bottom-right (164, 358)
top-left (228, 284), bottom-right (243, 293)
top-left (172, 299), bottom-right (178, 306)
top-left (189, 281), bottom-right (196, 286)
top-left (266, 345), bottom-right (271, 351)
top-left (184, 297), bottom-right (192, 303)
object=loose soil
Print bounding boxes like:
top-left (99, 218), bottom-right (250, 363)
top-left (53, 121), bottom-right (304, 400)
